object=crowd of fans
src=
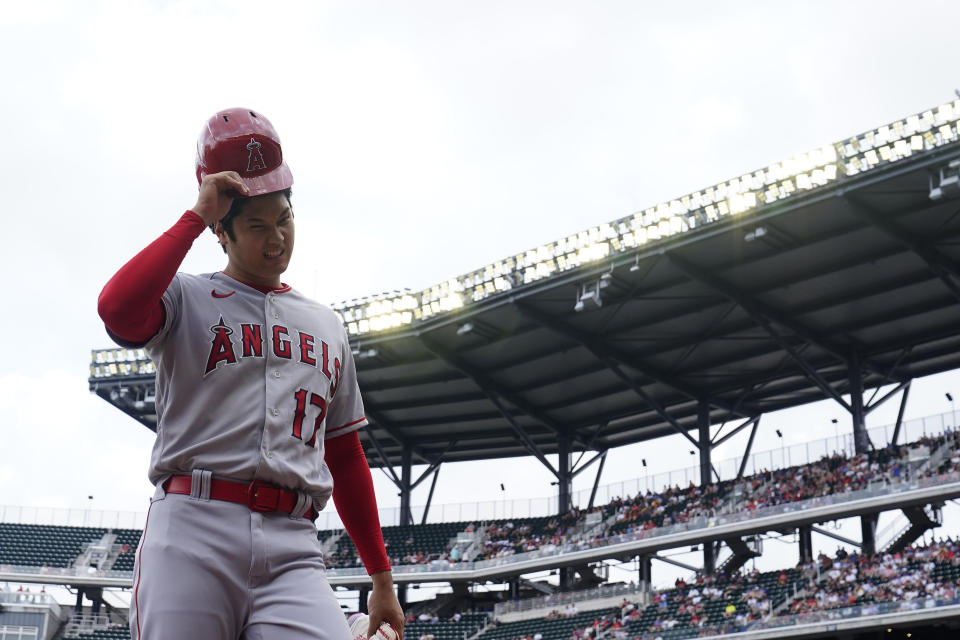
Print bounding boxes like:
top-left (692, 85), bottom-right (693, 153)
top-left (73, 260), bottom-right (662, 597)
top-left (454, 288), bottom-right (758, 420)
top-left (320, 430), bottom-right (960, 570)
top-left (475, 512), bottom-right (582, 561)
top-left (736, 432), bottom-right (959, 512)
top-left (602, 480), bottom-right (730, 537)
top-left (783, 538), bottom-right (960, 617)
top-left (404, 535), bottom-right (960, 640)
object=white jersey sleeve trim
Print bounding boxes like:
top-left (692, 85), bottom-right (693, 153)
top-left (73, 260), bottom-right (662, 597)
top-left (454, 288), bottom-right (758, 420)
top-left (324, 416), bottom-right (368, 439)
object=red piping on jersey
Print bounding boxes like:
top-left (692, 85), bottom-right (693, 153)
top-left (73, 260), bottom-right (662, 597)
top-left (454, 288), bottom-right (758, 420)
top-left (325, 416), bottom-right (367, 436)
top-left (134, 499), bottom-right (155, 640)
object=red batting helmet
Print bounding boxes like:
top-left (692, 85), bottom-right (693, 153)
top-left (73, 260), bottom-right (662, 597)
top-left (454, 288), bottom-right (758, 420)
top-left (195, 108), bottom-right (294, 196)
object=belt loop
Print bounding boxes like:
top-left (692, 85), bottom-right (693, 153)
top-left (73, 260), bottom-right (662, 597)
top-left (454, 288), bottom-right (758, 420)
top-left (289, 491), bottom-right (311, 520)
top-left (190, 469), bottom-right (213, 501)
top-left (200, 469), bottom-right (213, 500)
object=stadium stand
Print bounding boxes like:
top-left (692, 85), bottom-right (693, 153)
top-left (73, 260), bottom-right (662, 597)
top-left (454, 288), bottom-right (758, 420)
top-left (2, 431), bottom-right (957, 579)
top-left (781, 538), bottom-right (960, 616)
top-left (0, 524), bottom-right (105, 569)
top-left (2, 430), bottom-right (960, 640)
top-left (483, 605), bottom-right (620, 640)
top-left (71, 627), bottom-right (130, 640)
top-left (403, 612), bottom-right (487, 640)
top-left (105, 530), bottom-right (141, 573)
top-left (320, 430), bottom-right (960, 569)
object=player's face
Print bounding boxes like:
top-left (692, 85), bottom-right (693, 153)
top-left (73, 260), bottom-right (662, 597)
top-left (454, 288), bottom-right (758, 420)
top-left (219, 192), bottom-right (295, 289)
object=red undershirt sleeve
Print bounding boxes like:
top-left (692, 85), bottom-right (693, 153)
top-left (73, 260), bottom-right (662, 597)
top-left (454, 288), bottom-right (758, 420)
top-left (324, 430), bottom-right (391, 575)
top-left (98, 211), bottom-right (208, 344)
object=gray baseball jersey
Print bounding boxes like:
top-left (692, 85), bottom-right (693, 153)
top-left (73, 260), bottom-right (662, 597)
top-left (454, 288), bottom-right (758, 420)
top-left (144, 270), bottom-right (367, 511)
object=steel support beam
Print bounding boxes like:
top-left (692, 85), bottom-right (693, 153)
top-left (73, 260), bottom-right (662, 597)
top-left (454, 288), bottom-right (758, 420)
top-left (484, 392), bottom-right (559, 478)
top-left (861, 515), bottom-right (878, 556)
top-left (698, 401), bottom-right (712, 489)
top-left (703, 541), bottom-right (717, 576)
top-left (753, 314), bottom-right (851, 411)
top-left (571, 450), bottom-right (607, 478)
top-left (865, 380), bottom-right (911, 415)
top-left (365, 428), bottom-right (403, 488)
top-left (698, 400), bottom-right (716, 575)
top-left (847, 198), bottom-right (960, 304)
top-left (364, 402), bottom-right (438, 466)
top-left (558, 435), bottom-right (573, 515)
top-left (798, 525), bottom-right (813, 564)
top-left (410, 440), bottom-right (458, 490)
top-left (588, 451), bottom-right (608, 510)
top-left (638, 554), bottom-right (652, 594)
top-left (515, 302), bottom-right (756, 418)
top-left (421, 465), bottom-right (440, 525)
top-left (400, 445), bottom-right (413, 526)
top-left (736, 417), bottom-right (761, 481)
top-left (713, 415), bottom-right (759, 447)
top-left (653, 554), bottom-right (699, 573)
top-left (849, 353), bottom-right (869, 454)
top-left (848, 352), bottom-right (876, 554)
top-left (422, 338), bottom-right (579, 443)
top-left (421, 339), bottom-right (581, 475)
top-left (605, 360), bottom-right (699, 448)
top-left (891, 380), bottom-right (912, 446)
top-left (811, 526), bottom-right (862, 548)
top-left (666, 252), bottom-right (898, 384)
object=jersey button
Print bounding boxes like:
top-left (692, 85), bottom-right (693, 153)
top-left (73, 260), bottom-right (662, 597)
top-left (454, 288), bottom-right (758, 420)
top-left (271, 408), bottom-right (279, 417)
top-left (273, 312), bottom-right (280, 319)
top-left (273, 370), bottom-right (281, 378)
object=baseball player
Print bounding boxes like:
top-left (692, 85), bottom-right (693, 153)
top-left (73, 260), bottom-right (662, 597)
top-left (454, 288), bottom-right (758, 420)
top-left (97, 108), bottom-right (404, 640)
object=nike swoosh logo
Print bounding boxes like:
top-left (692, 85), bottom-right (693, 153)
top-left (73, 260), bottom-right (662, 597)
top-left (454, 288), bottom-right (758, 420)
top-left (211, 289), bottom-right (236, 298)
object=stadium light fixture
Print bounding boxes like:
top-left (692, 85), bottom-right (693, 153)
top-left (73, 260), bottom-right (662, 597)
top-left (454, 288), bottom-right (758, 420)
top-left (329, 98), bottom-right (960, 337)
top-left (574, 281), bottom-right (603, 312)
top-left (929, 159), bottom-right (960, 200)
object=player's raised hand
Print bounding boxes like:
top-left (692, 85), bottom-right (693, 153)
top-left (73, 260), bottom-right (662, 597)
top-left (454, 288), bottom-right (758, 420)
top-left (192, 171), bottom-right (250, 227)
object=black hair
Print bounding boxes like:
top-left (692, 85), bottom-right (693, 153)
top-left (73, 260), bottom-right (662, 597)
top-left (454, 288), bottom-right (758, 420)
top-left (215, 187), bottom-right (293, 251)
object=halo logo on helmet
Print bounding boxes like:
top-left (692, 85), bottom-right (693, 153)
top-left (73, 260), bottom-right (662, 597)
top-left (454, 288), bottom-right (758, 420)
top-left (246, 138), bottom-right (267, 172)
top-left (195, 108), bottom-right (294, 196)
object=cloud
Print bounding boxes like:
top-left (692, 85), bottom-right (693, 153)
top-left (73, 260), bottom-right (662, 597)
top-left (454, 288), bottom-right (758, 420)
top-left (0, 371), bottom-right (155, 511)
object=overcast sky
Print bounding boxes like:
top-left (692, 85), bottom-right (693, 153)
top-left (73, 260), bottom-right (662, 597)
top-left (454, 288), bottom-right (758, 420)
top-left (3, 0), bottom-right (960, 591)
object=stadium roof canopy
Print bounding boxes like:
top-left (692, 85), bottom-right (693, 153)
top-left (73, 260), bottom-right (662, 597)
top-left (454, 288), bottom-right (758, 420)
top-left (91, 99), bottom-right (960, 476)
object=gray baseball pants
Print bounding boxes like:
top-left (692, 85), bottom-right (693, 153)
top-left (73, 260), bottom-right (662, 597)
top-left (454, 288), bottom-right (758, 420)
top-left (130, 488), bottom-right (352, 640)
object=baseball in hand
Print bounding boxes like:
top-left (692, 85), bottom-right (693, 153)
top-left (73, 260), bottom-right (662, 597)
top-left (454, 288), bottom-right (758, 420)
top-left (346, 613), bottom-right (399, 640)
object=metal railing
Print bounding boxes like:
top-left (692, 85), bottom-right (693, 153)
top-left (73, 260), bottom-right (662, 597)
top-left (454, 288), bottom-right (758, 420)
top-left (684, 596), bottom-right (960, 639)
top-left (324, 471), bottom-right (960, 578)
top-left (0, 628), bottom-right (38, 640)
top-left (0, 591), bottom-right (58, 611)
top-left (2, 410), bottom-right (955, 532)
top-left (494, 582), bottom-right (645, 617)
top-left (2, 474), bottom-right (957, 586)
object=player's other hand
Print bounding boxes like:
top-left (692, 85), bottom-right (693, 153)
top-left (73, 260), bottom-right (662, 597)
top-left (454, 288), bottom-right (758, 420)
top-left (367, 571), bottom-right (404, 638)
top-left (192, 171), bottom-right (250, 227)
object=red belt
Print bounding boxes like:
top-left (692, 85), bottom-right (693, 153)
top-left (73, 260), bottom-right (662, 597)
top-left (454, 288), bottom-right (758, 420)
top-left (164, 476), bottom-right (317, 521)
